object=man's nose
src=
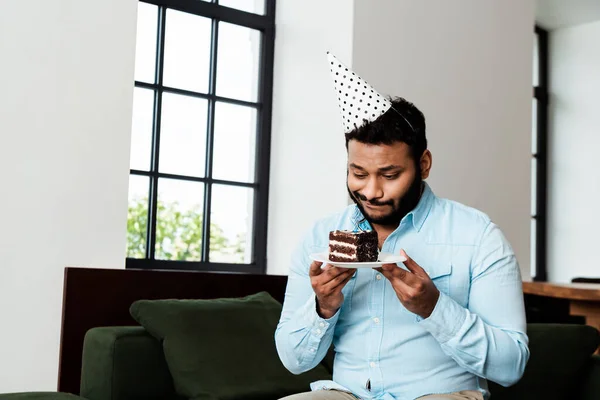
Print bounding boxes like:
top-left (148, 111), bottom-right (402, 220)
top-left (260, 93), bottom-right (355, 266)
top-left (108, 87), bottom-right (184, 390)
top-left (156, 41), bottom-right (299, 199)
top-left (362, 177), bottom-right (383, 201)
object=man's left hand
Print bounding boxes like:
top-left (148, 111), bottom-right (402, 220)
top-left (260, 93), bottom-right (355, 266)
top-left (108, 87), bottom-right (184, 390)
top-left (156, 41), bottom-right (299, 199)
top-left (375, 249), bottom-right (440, 319)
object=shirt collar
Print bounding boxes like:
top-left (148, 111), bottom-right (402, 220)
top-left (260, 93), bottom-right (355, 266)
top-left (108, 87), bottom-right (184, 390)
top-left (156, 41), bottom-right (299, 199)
top-left (407, 181), bottom-right (435, 232)
top-left (350, 182), bottom-right (435, 232)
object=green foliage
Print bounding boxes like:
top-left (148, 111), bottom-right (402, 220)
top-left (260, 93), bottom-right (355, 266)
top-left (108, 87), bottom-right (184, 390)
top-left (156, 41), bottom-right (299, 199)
top-left (127, 196), bottom-right (246, 263)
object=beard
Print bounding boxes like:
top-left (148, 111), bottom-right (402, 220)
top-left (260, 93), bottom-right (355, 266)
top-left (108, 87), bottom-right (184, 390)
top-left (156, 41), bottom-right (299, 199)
top-left (348, 168), bottom-right (423, 227)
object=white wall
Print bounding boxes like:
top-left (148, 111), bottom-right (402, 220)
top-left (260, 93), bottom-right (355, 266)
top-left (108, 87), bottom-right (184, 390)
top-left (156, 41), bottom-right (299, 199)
top-left (0, 0), bottom-right (137, 392)
top-left (547, 20), bottom-right (600, 283)
top-left (351, 0), bottom-right (534, 280)
top-left (268, 0), bottom-right (534, 278)
top-left (267, 0), bottom-right (355, 275)
top-left (536, 0), bottom-right (600, 30)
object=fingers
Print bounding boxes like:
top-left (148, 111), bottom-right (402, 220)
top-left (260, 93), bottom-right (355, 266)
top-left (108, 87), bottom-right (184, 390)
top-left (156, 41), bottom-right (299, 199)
top-left (321, 264), bottom-right (352, 280)
top-left (321, 268), bottom-right (356, 292)
top-left (310, 261), bottom-right (354, 292)
top-left (401, 249), bottom-right (427, 278)
top-left (377, 262), bottom-right (407, 279)
top-left (382, 262), bottom-right (403, 274)
top-left (331, 271), bottom-right (356, 292)
top-left (379, 263), bottom-right (408, 283)
top-left (310, 261), bottom-right (350, 278)
top-left (377, 265), bottom-right (419, 301)
top-left (376, 255), bottom-right (418, 287)
top-left (309, 261), bottom-right (323, 276)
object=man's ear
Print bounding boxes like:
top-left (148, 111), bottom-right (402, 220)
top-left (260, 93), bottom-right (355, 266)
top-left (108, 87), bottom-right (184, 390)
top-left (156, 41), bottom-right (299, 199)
top-left (420, 150), bottom-right (432, 179)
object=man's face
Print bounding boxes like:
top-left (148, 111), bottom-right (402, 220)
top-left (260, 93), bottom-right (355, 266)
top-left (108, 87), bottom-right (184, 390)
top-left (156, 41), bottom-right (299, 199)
top-left (347, 140), bottom-right (427, 227)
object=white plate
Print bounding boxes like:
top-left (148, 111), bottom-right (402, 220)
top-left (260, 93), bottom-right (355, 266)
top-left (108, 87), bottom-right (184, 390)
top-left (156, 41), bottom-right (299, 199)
top-left (309, 252), bottom-right (407, 268)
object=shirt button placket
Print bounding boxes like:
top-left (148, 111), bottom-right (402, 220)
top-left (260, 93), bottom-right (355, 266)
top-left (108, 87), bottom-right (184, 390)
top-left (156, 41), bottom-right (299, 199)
top-left (368, 268), bottom-right (385, 395)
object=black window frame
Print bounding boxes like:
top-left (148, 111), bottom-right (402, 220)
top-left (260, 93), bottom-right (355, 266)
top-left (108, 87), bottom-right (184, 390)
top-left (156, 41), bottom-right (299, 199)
top-left (532, 25), bottom-right (548, 281)
top-left (126, 0), bottom-right (276, 274)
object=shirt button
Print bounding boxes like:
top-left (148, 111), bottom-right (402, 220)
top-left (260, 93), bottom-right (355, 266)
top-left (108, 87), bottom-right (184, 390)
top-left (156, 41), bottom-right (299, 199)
top-left (370, 362), bottom-right (376, 368)
top-left (310, 348), bottom-right (316, 353)
top-left (376, 274), bottom-right (382, 280)
top-left (373, 317), bottom-right (380, 324)
top-left (319, 322), bottom-right (325, 328)
top-left (316, 329), bottom-right (322, 334)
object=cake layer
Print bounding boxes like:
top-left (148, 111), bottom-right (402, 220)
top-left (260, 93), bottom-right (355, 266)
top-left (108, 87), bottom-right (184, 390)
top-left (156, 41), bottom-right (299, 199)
top-left (329, 240), bottom-right (357, 248)
top-left (329, 244), bottom-right (357, 256)
top-left (329, 230), bottom-right (360, 244)
top-left (329, 251), bottom-right (356, 262)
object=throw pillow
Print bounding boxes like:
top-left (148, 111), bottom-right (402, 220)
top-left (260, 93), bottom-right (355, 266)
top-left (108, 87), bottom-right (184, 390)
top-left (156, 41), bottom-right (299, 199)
top-left (130, 292), bottom-right (331, 400)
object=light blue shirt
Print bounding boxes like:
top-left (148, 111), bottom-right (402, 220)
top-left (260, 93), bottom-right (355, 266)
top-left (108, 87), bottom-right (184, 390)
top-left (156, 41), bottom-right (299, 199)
top-left (275, 183), bottom-right (529, 400)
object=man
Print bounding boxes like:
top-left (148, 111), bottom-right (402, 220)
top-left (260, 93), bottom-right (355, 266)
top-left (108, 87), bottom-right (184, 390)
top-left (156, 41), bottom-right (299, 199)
top-left (274, 53), bottom-right (529, 400)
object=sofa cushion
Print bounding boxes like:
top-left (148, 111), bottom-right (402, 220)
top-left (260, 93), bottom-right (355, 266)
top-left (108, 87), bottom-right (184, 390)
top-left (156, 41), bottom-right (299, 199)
top-left (80, 326), bottom-right (181, 400)
top-left (130, 291), bottom-right (331, 400)
top-left (581, 355), bottom-right (600, 400)
top-left (488, 323), bottom-right (600, 400)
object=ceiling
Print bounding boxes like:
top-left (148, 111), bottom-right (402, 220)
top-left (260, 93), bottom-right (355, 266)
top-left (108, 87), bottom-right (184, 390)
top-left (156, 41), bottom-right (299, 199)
top-left (536, 0), bottom-right (600, 30)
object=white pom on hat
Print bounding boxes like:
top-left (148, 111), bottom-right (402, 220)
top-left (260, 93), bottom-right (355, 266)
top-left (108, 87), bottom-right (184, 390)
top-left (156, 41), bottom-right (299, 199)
top-left (327, 52), bottom-right (393, 134)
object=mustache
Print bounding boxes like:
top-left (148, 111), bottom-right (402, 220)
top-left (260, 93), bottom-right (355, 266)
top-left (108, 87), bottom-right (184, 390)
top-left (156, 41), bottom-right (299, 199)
top-left (352, 191), bottom-right (393, 206)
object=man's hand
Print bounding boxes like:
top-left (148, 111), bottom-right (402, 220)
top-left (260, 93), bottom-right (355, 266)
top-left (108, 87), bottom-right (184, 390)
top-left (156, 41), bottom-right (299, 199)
top-left (375, 249), bottom-right (440, 319)
top-left (309, 261), bottom-right (356, 319)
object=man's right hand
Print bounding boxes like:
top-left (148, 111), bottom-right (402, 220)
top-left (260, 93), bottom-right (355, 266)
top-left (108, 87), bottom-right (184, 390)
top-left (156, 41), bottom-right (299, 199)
top-left (309, 261), bottom-right (356, 319)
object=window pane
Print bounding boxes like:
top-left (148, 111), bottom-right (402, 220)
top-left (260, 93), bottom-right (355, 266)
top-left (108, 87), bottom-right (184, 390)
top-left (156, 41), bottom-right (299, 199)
top-left (216, 22), bottom-right (261, 102)
top-left (159, 93), bottom-right (208, 177)
top-left (155, 178), bottom-right (205, 261)
top-left (219, 0), bottom-right (266, 15)
top-left (532, 98), bottom-right (538, 155)
top-left (531, 218), bottom-right (537, 278)
top-left (209, 185), bottom-right (254, 263)
top-left (134, 2), bottom-right (158, 83)
top-left (127, 175), bottom-right (150, 258)
top-left (533, 33), bottom-right (539, 87)
top-left (163, 9), bottom-right (211, 93)
top-left (130, 88), bottom-right (154, 171)
top-left (212, 103), bottom-right (257, 182)
top-left (531, 158), bottom-right (537, 216)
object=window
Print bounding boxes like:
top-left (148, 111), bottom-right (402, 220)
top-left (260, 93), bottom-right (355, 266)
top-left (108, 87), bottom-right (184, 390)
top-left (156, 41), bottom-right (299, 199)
top-left (531, 26), bottom-right (548, 281)
top-left (126, 0), bottom-right (275, 274)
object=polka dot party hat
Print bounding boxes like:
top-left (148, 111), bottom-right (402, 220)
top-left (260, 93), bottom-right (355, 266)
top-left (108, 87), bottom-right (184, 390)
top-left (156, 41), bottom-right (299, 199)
top-left (327, 52), bottom-right (393, 133)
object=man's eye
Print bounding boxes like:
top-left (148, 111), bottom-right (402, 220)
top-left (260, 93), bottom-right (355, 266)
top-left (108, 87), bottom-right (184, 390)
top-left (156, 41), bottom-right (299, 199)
top-left (354, 173), bottom-right (367, 179)
top-left (383, 174), bottom-right (399, 180)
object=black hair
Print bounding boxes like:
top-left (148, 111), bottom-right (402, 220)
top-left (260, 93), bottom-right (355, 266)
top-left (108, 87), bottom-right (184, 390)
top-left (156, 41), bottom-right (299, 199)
top-left (345, 97), bottom-right (427, 162)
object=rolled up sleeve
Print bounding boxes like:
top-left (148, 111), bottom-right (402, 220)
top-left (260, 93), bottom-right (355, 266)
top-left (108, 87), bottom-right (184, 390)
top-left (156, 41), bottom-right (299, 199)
top-left (418, 222), bottom-right (530, 387)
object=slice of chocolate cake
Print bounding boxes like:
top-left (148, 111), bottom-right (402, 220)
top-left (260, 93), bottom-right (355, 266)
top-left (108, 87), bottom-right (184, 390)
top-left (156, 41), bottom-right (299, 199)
top-left (329, 230), bottom-right (378, 262)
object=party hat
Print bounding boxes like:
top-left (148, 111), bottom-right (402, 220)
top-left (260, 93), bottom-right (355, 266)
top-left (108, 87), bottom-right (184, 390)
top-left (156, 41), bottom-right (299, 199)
top-left (327, 52), bottom-right (393, 133)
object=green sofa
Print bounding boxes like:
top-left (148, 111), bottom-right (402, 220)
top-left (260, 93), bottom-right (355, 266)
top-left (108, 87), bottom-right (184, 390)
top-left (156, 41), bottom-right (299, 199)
top-left (78, 321), bottom-right (600, 400)
top-left (4, 270), bottom-right (598, 400)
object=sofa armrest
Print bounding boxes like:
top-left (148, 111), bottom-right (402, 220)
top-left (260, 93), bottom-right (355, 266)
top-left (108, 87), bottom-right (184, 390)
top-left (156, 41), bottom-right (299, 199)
top-left (581, 354), bottom-right (600, 400)
top-left (80, 326), bottom-right (179, 400)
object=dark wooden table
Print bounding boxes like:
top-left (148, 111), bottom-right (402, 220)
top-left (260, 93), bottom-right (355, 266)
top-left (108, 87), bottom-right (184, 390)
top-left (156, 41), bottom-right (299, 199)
top-left (523, 281), bottom-right (600, 341)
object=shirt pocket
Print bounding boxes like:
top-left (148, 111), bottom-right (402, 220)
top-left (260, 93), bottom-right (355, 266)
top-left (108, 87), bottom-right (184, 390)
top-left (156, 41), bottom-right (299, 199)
top-left (427, 262), bottom-right (452, 296)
